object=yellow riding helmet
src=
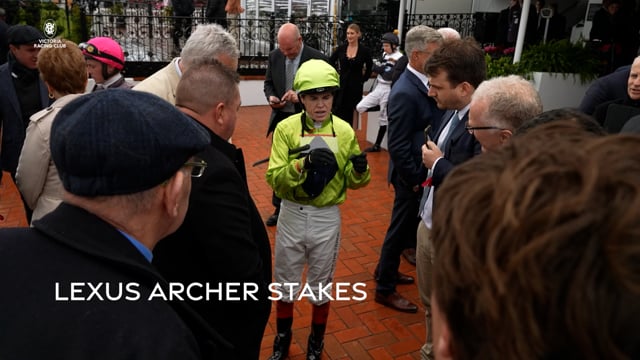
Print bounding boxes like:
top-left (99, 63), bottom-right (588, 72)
top-left (294, 59), bottom-right (340, 95)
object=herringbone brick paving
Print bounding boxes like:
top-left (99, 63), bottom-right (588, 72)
top-left (0, 105), bottom-right (425, 359)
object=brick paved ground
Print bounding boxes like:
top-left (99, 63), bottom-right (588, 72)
top-left (0, 105), bottom-right (425, 359)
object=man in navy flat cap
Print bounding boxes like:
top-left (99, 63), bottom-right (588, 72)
top-left (0, 25), bottom-right (49, 181)
top-left (0, 89), bottom-right (231, 359)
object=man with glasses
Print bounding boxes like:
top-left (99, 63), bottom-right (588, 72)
top-left (153, 59), bottom-right (272, 360)
top-left (467, 75), bottom-right (542, 152)
top-left (430, 130), bottom-right (640, 360)
top-left (0, 89), bottom-right (230, 358)
top-left (418, 38), bottom-right (485, 360)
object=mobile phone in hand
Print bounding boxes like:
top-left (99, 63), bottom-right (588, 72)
top-left (424, 125), bottom-right (432, 148)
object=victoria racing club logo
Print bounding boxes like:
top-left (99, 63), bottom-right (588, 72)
top-left (43, 19), bottom-right (57, 39)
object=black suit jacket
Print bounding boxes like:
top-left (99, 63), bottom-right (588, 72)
top-left (579, 65), bottom-right (630, 115)
top-left (431, 110), bottom-right (481, 188)
top-left (387, 68), bottom-right (444, 188)
top-left (593, 97), bottom-right (640, 132)
top-left (263, 44), bottom-right (328, 135)
top-left (153, 125), bottom-right (271, 360)
top-left (390, 55), bottom-right (408, 87)
top-left (0, 203), bottom-right (224, 359)
top-left (0, 61), bottom-right (48, 175)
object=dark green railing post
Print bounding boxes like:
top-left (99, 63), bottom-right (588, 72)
top-left (268, 14), bottom-right (276, 52)
top-left (65, 0), bottom-right (71, 38)
top-left (79, 1), bottom-right (89, 42)
top-left (147, 0), bottom-right (153, 39)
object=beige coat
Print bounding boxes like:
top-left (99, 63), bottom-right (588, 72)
top-left (132, 58), bottom-right (181, 104)
top-left (16, 94), bottom-right (83, 224)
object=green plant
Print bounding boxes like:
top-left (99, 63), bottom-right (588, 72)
top-left (111, 3), bottom-right (125, 16)
top-left (485, 40), bottom-right (601, 84)
top-left (485, 54), bottom-right (527, 79)
top-left (15, 1), bottom-right (89, 43)
top-left (518, 40), bottom-right (600, 84)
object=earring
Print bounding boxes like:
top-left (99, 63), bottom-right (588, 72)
top-left (48, 93), bottom-right (54, 99)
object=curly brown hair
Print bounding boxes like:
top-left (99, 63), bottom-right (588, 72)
top-left (432, 123), bottom-right (640, 359)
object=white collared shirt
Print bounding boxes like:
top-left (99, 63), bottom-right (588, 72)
top-left (406, 64), bottom-right (430, 90)
top-left (421, 104), bottom-right (470, 229)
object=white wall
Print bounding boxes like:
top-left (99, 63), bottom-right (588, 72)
top-left (413, 0), bottom-right (506, 14)
top-left (470, 0), bottom-right (509, 13)
top-left (239, 80), bottom-right (268, 106)
top-left (531, 72), bottom-right (592, 111)
top-left (239, 78), bottom-right (375, 107)
top-left (413, 0), bottom-right (474, 14)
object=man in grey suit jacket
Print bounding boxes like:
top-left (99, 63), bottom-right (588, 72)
top-left (263, 22), bottom-right (328, 226)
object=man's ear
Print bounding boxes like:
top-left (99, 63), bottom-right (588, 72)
top-left (162, 170), bottom-right (186, 217)
top-left (458, 81), bottom-right (474, 99)
top-left (432, 293), bottom-right (455, 360)
top-left (434, 320), bottom-right (454, 360)
top-left (215, 102), bottom-right (225, 125)
top-left (499, 129), bottom-right (513, 144)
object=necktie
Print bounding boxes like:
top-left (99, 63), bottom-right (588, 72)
top-left (438, 111), bottom-right (459, 155)
top-left (283, 59), bottom-right (296, 113)
top-left (285, 59), bottom-right (295, 91)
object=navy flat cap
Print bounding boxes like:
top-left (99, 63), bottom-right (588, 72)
top-left (7, 24), bottom-right (43, 45)
top-left (51, 89), bottom-right (210, 196)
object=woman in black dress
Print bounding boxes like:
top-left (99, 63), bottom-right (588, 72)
top-left (330, 24), bottom-right (373, 127)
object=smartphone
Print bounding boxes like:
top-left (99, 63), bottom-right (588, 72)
top-left (424, 125), bottom-right (432, 146)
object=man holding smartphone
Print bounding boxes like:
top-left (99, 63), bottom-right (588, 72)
top-left (417, 38), bottom-right (485, 360)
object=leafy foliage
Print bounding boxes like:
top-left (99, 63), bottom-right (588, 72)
top-left (485, 54), bottom-right (528, 79)
top-left (518, 40), bottom-right (601, 84)
top-left (485, 40), bottom-right (601, 84)
top-left (16, 2), bottom-right (90, 44)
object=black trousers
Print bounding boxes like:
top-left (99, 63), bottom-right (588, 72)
top-left (375, 175), bottom-right (422, 294)
top-left (172, 16), bottom-right (192, 48)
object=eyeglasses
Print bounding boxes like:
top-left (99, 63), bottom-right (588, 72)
top-left (465, 122), bottom-right (505, 134)
top-left (183, 158), bottom-right (207, 178)
top-left (79, 42), bottom-right (124, 67)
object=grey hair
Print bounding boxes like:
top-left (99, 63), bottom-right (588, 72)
top-left (404, 25), bottom-right (443, 56)
top-left (472, 75), bottom-right (543, 130)
top-left (176, 59), bottom-right (240, 116)
top-left (64, 186), bottom-right (159, 219)
top-left (437, 27), bottom-right (461, 40)
top-left (180, 24), bottom-right (239, 68)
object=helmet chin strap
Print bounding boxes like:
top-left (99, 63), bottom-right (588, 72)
top-left (300, 112), bottom-right (336, 137)
top-left (101, 63), bottom-right (117, 83)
